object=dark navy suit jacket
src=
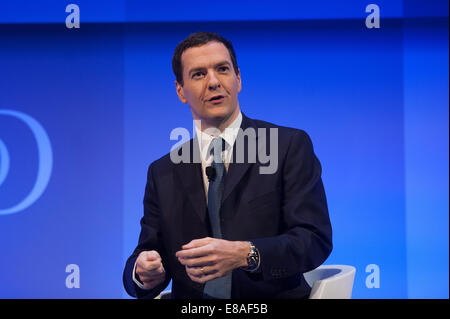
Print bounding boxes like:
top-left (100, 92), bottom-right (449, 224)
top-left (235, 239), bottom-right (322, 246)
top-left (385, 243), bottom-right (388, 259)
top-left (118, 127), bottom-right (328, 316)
top-left (123, 113), bottom-right (332, 299)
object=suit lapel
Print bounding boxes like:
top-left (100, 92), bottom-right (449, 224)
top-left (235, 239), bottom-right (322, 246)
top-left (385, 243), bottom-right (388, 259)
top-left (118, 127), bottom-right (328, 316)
top-left (173, 136), bottom-right (208, 224)
top-left (222, 114), bottom-right (257, 204)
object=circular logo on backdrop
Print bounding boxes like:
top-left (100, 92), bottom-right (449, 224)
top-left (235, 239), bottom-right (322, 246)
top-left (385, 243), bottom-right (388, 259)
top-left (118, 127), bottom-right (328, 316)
top-left (0, 109), bottom-right (53, 216)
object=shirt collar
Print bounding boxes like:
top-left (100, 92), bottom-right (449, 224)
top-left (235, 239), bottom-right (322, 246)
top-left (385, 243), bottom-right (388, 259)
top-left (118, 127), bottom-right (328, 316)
top-left (195, 111), bottom-right (242, 160)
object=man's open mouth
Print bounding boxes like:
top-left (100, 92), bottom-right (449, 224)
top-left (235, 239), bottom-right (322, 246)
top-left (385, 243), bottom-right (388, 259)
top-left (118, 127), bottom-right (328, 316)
top-left (208, 95), bottom-right (225, 102)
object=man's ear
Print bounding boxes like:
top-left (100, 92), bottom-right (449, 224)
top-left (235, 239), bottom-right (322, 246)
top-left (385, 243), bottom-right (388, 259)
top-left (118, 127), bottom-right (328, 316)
top-left (237, 68), bottom-right (242, 93)
top-left (175, 80), bottom-right (188, 104)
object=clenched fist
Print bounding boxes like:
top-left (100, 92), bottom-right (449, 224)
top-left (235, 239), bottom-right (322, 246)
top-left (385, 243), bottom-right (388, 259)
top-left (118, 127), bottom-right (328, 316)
top-left (135, 250), bottom-right (166, 289)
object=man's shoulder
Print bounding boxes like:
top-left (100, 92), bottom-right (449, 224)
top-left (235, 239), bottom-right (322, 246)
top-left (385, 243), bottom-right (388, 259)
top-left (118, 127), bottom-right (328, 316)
top-left (250, 117), bottom-right (310, 140)
top-left (149, 151), bottom-right (173, 169)
top-left (147, 138), bottom-right (193, 173)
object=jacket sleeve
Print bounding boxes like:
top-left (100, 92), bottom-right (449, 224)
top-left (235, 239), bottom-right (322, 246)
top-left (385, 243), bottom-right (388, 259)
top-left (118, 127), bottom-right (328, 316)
top-left (252, 130), bottom-right (333, 281)
top-left (123, 163), bottom-right (171, 299)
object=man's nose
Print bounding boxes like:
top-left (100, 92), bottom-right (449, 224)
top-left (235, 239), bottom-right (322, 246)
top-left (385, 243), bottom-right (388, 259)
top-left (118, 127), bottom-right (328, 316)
top-left (207, 71), bottom-right (221, 90)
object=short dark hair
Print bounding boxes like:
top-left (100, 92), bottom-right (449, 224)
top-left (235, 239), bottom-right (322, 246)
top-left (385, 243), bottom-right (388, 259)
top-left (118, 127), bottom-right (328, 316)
top-left (172, 32), bottom-right (239, 86)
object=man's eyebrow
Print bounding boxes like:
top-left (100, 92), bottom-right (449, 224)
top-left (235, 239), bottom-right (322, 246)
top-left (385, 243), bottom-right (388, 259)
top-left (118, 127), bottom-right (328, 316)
top-left (214, 61), bottom-right (231, 68)
top-left (188, 61), bottom-right (232, 75)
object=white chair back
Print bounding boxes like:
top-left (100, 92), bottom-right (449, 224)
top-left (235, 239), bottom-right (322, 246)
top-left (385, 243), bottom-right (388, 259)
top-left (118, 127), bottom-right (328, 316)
top-left (304, 265), bottom-right (356, 299)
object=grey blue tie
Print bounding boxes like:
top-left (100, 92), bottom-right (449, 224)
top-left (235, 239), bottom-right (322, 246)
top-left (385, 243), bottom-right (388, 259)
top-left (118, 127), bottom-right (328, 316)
top-left (203, 137), bottom-right (232, 299)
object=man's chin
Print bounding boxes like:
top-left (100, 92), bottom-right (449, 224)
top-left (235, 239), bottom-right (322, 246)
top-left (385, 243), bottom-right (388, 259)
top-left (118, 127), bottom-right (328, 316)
top-left (204, 107), bottom-right (232, 120)
top-left (198, 112), bottom-right (234, 130)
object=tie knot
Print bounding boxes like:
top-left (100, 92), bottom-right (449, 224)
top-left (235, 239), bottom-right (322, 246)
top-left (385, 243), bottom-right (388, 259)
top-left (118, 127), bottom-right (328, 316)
top-left (209, 137), bottom-right (226, 163)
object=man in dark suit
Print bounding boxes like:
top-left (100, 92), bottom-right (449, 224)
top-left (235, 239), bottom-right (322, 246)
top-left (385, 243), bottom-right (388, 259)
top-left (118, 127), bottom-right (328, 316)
top-left (123, 32), bottom-right (332, 299)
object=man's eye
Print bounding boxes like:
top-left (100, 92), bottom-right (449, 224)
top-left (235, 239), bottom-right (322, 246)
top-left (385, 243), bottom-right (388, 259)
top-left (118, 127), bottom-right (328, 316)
top-left (192, 72), bottom-right (205, 79)
top-left (218, 66), bottom-right (229, 72)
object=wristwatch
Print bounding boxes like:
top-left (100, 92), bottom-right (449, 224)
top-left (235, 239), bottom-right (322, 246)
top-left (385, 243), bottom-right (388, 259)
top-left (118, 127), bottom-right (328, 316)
top-left (241, 241), bottom-right (260, 271)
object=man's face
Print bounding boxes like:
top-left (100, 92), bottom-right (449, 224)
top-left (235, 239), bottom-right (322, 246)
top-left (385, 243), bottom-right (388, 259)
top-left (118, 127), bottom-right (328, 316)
top-left (175, 41), bottom-right (242, 130)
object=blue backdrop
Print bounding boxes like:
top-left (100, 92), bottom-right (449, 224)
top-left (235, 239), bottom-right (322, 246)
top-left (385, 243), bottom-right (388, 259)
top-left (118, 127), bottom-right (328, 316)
top-left (0, 0), bottom-right (448, 299)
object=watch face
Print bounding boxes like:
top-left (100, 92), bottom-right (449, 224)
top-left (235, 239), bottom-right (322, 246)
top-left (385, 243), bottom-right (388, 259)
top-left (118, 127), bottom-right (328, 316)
top-left (248, 254), bottom-right (258, 268)
top-left (244, 242), bottom-right (259, 270)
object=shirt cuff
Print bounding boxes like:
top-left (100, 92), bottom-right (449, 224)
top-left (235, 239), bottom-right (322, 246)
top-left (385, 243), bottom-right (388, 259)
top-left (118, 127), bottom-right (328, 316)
top-left (132, 260), bottom-right (152, 290)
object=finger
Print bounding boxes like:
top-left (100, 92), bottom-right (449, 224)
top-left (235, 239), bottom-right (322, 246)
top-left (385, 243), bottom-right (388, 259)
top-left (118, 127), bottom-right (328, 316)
top-left (178, 255), bottom-right (216, 267)
top-left (140, 270), bottom-right (166, 282)
top-left (139, 264), bottom-right (165, 278)
top-left (138, 259), bottom-right (163, 272)
top-left (142, 250), bottom-right (161, 261)
top-left (185, 266), bottom-right (203, 278)
top-left (186, 265), bottom-right (218, 277)
top-left (138, 265), bottom-right (165, 278)
top-left (176, 245), bottom-right (212, 259)
top-left (187, 269), bottom-right (220, 284)
top-left (181, 237), bottom-right (213, 250)
top-left (138, 260), bottom-right (160, 273)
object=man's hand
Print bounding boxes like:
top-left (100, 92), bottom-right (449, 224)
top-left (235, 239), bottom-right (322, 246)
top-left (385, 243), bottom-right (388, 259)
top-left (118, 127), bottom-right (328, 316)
top-left (135, 250), bottom-right (166, 289)
top-left (175, 237), bottom-right (250, 284)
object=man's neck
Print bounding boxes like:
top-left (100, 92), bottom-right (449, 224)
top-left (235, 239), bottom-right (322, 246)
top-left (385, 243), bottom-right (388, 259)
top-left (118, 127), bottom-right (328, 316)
top-left (199, 106), bottom-right (241, 133)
